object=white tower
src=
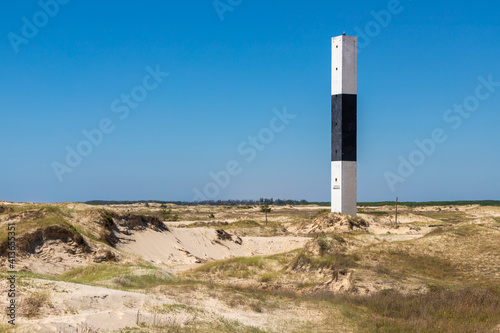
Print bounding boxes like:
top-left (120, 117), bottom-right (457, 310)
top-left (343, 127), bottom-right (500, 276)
top-left (331, 34), bottom-right (357, 215)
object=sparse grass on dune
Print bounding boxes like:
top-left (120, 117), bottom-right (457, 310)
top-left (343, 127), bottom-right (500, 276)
top-left (189, 250), bottom-right (301, 277)
top-left (0, 203), bottom-right (67, 214)
top-left (0, 323), bottom-right (16, 332)
top-left (357, 209), bottom-right (389, 216)
top-left (290, 251), bottom-right (359, 271)
top-left (217, 219), bottom-right (292, 237)
top-left (113, 271), bottom-right (176, 289)
top-left (185, 251), bottom-right (309, 288)
top-left (413, 211), bottom-right (470, 223)
top-left (324, 286), bottom-right (500, 332)
top-left (157, 276), bottom-right (500, 333)
top-left (19, 290), bottom-right (51, 318)
top-left (218, 219), bottom-right (263, 229)
top-left (192, 256), bottom-right (266, 279)
top-left (172, 317), bottom-right (268, 333)
top-left (120, 317), bottom-right (268, 333)
top-left (186, 235), bottom-right (362, 290)
top-left (3, 263), bottom-right (176, 291)
top-left (131, 204), bottom-right (328, 227)
top-left (359, 200), bottom-right (500, 207)
top-left (149, 303), bottom-right (201, 315)
top-left (363, 237), bottom-right (465, 284)
top-left (60, 263), bottom-right (133, 283)
top-left (180, 219), bottom-right (295, 237)
top-left (166, 282), bottom-right (357, 331)
top-left (361, 222), bottom-right (500, 289)
top-left (381, 249), bottom-right (459, 281)
top-left (0, 205), bottom-right (108, 250)
top-left (182, 219), bottom-right (262, 229)
top-left (0, 215), bottom-right (68, 243)
top-left (59, 264), bottom-right (176, 289)
top-left (425, 223), bottom-right (481, 238)
top-left (3, 264), bottom-right (128, 283)
top-left (0, 206), bottom-right (76, 243)
top-left (161, 271), bottom-right (500, 332)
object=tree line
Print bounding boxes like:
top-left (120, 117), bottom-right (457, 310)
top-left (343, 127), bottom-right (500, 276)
top-left (84, 199), bottom-right (331, 206)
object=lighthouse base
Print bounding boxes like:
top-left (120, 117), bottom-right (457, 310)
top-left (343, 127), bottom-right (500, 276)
top-left (331, 161), bottom-right (357, 216)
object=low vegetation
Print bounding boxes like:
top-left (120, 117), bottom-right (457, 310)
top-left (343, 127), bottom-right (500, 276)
top-left (357, 209), bottom-right (389, 216)
top-left (19, 291), bottom-right (51, 318)
top-left (358, 200), bottom-right (500, 207)
top-left (327, 286), bottom-right (500, 332)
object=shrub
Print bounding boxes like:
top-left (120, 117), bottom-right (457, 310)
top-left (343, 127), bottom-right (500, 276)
top-left (20, 291), bottom-right (50, 318)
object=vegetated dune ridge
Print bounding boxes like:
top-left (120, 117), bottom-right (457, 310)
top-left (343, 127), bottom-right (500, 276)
top-left (0, 201), bottom-right (499, 332)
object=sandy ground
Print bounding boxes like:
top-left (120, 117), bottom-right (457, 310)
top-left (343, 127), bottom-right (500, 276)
top-left (117, 227), bottom-right (309, 271)
top-left (4, 277), bottom-right (328, 333)
top-left (12, 280), bottom-right (172, 332)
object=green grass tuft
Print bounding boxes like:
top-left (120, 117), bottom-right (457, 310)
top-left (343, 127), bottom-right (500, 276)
top-left (193, 257), bottom-right (265, 279)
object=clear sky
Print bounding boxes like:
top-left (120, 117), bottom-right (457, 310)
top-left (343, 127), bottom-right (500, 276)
top-left (1, 0), bottom-right (499, 203)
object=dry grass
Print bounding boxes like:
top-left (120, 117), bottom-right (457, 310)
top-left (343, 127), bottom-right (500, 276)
top-left (76, 323), bottom-right (101, 333)
top-left (413, 211), bottom-right (470, 224)
top-left (161, 204), bottom-right (326, 225)
top-left (0, 323), bottom-right (16, 332)
top-left (290, 251), bottom-right (359, 271)
top-left (328, 286), bottom-right (500, 332)
top-left (19, 290), bottom-right (50, 318)
top-left (191, 256), bottom-right (266, 279)
top-left (122, 313), bottom-right (268, 333)
top-left (182, 219), bottom-right (262, 229)
top-left (0, 212), bottom-right (71, 243)
top-left (383, 249), bottom-right (459, 281)
top-left (58, 263), bottom-right (176, 289)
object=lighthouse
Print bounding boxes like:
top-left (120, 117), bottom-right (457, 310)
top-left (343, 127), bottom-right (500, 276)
top-left (331, 34), bottom-right (357, 215)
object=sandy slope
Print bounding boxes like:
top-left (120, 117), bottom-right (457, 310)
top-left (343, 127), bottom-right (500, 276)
top-left (117, 227), bottom-right (309, 271)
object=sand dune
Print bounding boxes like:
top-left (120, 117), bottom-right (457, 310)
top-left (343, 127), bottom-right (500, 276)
top-left (2, 202), bottom-right (499, 332)
top-left (117, 227), bottom-right (309, 270)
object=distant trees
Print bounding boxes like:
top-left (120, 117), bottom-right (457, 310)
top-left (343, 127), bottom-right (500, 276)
top-left (85, 199), bottom-right (330, 207)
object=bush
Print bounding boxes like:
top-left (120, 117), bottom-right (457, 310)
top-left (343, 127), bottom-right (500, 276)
top-left (159, 208), bottom-right (179, 221)
top-left (20, 291), bottom-right (50, 318)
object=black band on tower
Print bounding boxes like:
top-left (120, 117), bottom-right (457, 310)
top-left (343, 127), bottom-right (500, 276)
top-left (331, 94), bottom-right (357, 162)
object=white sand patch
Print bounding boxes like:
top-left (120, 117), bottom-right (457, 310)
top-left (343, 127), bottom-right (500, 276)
top-left (117, 227), bottom-right (308, 271)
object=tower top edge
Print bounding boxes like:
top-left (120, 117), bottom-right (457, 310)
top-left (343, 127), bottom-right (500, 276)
top-left (332, 35), bottom-right (357, 40)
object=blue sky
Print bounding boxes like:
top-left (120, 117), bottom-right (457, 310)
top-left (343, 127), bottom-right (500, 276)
top-left (1, 0), bottom-right (499, 203)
